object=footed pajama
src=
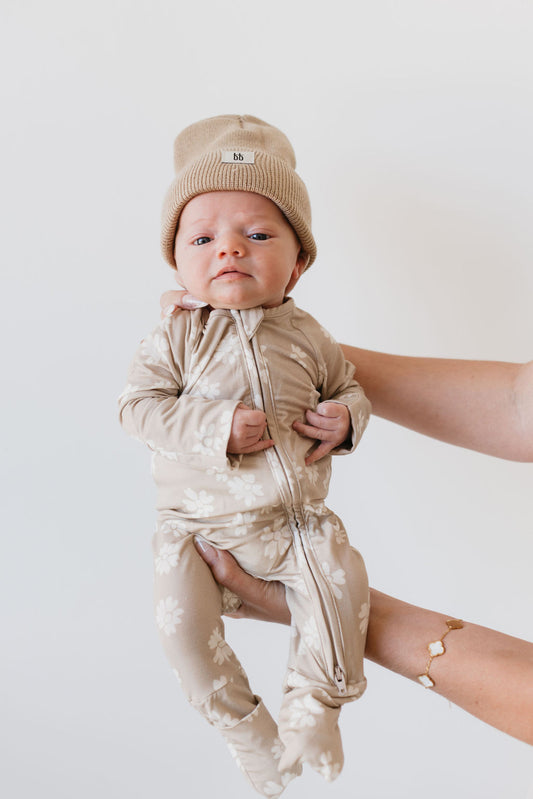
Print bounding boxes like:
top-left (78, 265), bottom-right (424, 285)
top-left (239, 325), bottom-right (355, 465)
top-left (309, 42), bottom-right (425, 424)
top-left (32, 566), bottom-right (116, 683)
top-left (119, 299), bottom-right (371, 795)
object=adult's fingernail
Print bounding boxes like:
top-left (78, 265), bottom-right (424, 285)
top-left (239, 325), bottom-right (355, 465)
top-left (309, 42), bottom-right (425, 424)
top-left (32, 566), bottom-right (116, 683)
top-left (164, 304), bottom-right (177, 317)
top-left (194, 536), bottom-right (213, 555)
top-left (183, 294), bottom-right (208, 309)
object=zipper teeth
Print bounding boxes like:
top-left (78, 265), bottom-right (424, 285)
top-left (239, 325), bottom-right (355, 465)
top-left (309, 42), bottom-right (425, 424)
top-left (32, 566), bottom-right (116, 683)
top-left (297, 515), bottom-right (348, 691)
top-left (235, 312), bottom-right (347, 693)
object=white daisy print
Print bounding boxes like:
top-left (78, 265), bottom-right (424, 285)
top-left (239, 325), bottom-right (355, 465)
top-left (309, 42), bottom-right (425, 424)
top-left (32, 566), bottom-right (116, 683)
top-left (155, 542), bottom-right (180, 574)
top-left (140, 331), bottom-right (170, 365)
top-left (182, 488), bottom-right (214, 515)
top-left (287, 694), bottom-right (325, 729)
top-left (271, 737), bottom-right (283, 760)
top-left (322, 516), bottom-right (347, 545)
top-left (260, 520), bottom-right (290, 559)
top-left (264, 773), bottom-right (295, 797)
top-left (153, 445), bottom-right (178, 461)
top-left (320, 325), bottom-right (336, 344)
top-left (190, 376), bottom-right (221, 400)
top-left (208, 628), bottom-right (233, 665)
top-left (192, 422), bottom-right (223, 456)
top-left (322, 561), bottom-right (346, 599)
top-left (206, 707), bottom-right (239, 728)
top-left (159, 518), bottom-right (191, 537)
top-left (145, 440), bottom-right (178, 460)
top-left (213, 334), bottom-right (240, 365)
top-left (303, 500), bottom-right (327, 516)
top-left (233, 511), bottom-right (257, 536)
top-left (226, 742), bottom-right (244, 772)
top-left (301, 616), bottom-right (320, 651)
top-left (318, 751), bottom-right (341, 782)
top-left (219, 410), bottom-right (233, 439)
top-left (353, 407), bottom-right (369, 439)
top-left (227, 474), bottom-right (264, 507)
top-left (156, 597), bottom-right (184, 636)
top-left (286, 670), bottom-right (313, 689)
top-left (294, 462), bottom-right (320, 488)
top-left (290, 344), bottom-right (308, 362)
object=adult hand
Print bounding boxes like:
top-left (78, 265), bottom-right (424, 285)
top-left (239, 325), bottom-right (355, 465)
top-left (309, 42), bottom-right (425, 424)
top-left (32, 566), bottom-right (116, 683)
top-left (194, 538), bottom-right (290, 624)
top-left (194, 538), bottom-right (533, 745)
top-left (160, 289), bottom-right (207, 318)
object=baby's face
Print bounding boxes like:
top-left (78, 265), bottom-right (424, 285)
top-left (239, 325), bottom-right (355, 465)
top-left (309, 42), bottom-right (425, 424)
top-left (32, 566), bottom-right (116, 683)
top-left (173, 192), bottom-right (306, 310)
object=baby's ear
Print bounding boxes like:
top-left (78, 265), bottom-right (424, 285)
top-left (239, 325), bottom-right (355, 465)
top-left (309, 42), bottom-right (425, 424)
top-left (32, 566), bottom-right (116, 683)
top-left (285, 251), bottom-right (308, 294)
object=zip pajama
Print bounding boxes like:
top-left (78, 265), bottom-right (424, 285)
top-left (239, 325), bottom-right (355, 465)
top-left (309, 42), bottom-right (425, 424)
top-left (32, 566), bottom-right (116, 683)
top-left (119, 299), bottom-right (372, 795)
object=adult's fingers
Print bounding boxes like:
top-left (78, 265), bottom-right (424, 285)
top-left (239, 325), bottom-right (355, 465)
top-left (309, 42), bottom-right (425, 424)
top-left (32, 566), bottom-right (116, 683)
top-left (160, 290), bottom-right (208, 318)
top-left (193, 538), bottom-right (290, 624)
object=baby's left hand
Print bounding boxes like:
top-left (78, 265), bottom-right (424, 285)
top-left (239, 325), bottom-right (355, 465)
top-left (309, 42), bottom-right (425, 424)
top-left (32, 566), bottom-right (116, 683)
top-left (292, 402), bottom-right (351, 465)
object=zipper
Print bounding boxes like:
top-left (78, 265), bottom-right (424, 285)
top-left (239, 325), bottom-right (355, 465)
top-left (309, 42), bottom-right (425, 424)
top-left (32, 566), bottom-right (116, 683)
top-left (334, 666), bottom-right (347, 695)
top-left (293, 513), bottom-right (348, 697)
top-left (232, 310), bottom-right (349, 695)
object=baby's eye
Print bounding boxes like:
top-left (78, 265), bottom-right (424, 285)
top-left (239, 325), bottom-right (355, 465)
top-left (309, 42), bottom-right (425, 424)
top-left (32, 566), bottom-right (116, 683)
top-left (249, 233), bottom-right (270, 241)
top-left (193, 236), bottom-right (211, 246)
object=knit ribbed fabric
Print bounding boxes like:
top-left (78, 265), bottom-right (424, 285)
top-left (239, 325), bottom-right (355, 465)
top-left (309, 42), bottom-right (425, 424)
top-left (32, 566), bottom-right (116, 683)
top-left (161, 115), bottom-right (317, 269)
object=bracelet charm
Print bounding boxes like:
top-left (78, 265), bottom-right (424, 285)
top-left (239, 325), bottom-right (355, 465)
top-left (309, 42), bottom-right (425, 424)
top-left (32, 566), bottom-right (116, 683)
top-left (417, 618), bottom-right (464, 689)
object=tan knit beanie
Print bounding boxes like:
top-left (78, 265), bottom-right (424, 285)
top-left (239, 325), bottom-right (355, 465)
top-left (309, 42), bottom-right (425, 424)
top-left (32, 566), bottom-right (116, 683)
top-left (161, 114), bottom-right (317, 269)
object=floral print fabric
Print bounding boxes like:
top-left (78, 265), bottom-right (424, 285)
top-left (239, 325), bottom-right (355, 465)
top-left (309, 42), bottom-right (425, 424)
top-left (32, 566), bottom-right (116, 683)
top-left (119, 299), bottom-right (371, 795)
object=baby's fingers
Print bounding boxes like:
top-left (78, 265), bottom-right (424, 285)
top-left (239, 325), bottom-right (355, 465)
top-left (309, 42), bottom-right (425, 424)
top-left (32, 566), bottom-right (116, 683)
top-left (292, 419), bottom-right (330, 441)
top-left (303, 409), bottom-right (339, 431)
top-left (239, 439), bottom-right (275, 454)
top-left (305, 441), bottom-right (334, 465)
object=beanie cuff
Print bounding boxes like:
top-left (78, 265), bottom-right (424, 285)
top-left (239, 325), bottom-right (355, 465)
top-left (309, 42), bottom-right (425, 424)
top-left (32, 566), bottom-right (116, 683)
top-left (161, 152), bottom-right (316, 269)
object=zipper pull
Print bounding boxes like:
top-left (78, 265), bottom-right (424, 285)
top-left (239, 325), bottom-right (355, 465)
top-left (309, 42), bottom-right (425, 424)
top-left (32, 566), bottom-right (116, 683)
top-left (334, 665), bottom-right (347, 695)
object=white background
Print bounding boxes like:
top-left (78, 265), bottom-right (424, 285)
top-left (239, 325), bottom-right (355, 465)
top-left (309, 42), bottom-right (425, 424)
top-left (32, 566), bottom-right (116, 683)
top-left (1, 1), bottom-right (532, 797)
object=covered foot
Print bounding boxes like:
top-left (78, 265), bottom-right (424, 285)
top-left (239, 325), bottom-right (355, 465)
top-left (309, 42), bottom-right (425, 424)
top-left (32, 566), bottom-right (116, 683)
top-left (278, 689), bottom-right (344, 781)
top-left (220, 696), bottom-right (301, 797)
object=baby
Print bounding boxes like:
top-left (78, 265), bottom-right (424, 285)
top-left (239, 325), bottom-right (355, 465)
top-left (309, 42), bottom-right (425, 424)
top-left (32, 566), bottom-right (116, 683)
top-left (119, 115), bottom-right (371, 797)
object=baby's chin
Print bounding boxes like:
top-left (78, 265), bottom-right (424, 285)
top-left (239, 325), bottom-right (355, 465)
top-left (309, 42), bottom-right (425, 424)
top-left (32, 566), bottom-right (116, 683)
top-left (208, 300), bottom-right (283, 310)
top-left (205, 294), bottom-right (283, 310)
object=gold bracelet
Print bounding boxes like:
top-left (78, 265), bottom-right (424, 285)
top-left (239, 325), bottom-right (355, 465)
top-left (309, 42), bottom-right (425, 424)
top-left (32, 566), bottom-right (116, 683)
top-left (417, 618), bottom-right (464, 688)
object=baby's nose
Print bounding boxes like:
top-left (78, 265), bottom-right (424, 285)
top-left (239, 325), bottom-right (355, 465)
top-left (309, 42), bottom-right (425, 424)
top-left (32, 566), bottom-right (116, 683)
top-left (217, 235), bottom-right (245, 257)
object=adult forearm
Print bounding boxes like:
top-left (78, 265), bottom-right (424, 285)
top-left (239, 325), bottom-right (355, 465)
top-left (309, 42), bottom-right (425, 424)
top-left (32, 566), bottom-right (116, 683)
top-left (366, 589), bottom-right (533, 745)
top-left (341, 347), bottom-right (533, 462)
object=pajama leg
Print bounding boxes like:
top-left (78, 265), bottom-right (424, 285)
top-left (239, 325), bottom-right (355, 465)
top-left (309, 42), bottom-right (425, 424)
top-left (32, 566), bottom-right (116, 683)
top-left (152, 526), bottom-right (300, 797)
top-left (277, 533), bottom-right (369, 780)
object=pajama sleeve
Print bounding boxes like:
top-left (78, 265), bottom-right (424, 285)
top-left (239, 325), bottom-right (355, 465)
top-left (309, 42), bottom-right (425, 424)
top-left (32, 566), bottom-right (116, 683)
top-left (312, 322), bottom-right (372, 455)
top-left (118, 313), bottom-right (241, 471)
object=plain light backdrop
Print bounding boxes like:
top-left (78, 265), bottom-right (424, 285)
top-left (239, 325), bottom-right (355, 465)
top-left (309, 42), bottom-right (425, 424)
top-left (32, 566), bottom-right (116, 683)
top-left (1, 1), bottom-right (532, 797)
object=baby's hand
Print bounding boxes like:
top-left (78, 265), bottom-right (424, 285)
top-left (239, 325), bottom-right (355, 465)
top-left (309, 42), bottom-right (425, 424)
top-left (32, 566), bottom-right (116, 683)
top-left (227, 403), bottom-right (275, 455)
top-left (292, 402), bottom-right (351, 465)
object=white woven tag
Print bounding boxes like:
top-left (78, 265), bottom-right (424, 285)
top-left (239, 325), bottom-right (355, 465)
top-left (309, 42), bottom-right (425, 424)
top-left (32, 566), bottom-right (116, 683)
top-left (221, 150), bottom-right (255, 164)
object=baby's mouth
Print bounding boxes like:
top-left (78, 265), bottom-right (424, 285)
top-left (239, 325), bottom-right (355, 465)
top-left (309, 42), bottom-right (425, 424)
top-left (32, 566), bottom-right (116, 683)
top-left (214, 267), bottom-right (250, 280)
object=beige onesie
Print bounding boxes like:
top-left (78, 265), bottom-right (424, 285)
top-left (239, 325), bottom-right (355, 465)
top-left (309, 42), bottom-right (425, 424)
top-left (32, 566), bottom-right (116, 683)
top-left (119, 298), bottom-right (371, 796)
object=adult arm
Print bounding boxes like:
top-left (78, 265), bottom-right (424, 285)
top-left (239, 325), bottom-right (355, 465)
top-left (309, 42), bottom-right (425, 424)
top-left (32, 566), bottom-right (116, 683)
top-left (341, 347), bottom-right (533, 463)
top-left (194, 540), bottom-right (533, 746)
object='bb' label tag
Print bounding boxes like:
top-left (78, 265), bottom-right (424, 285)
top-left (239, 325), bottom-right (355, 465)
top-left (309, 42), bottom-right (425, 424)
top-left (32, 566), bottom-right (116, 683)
top-left (221, 151), bottom-right (255, 164)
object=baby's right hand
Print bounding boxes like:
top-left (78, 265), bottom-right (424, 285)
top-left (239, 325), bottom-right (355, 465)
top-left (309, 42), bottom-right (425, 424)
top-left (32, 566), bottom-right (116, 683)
top-left (227, 403), bottom-right (274, 454)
